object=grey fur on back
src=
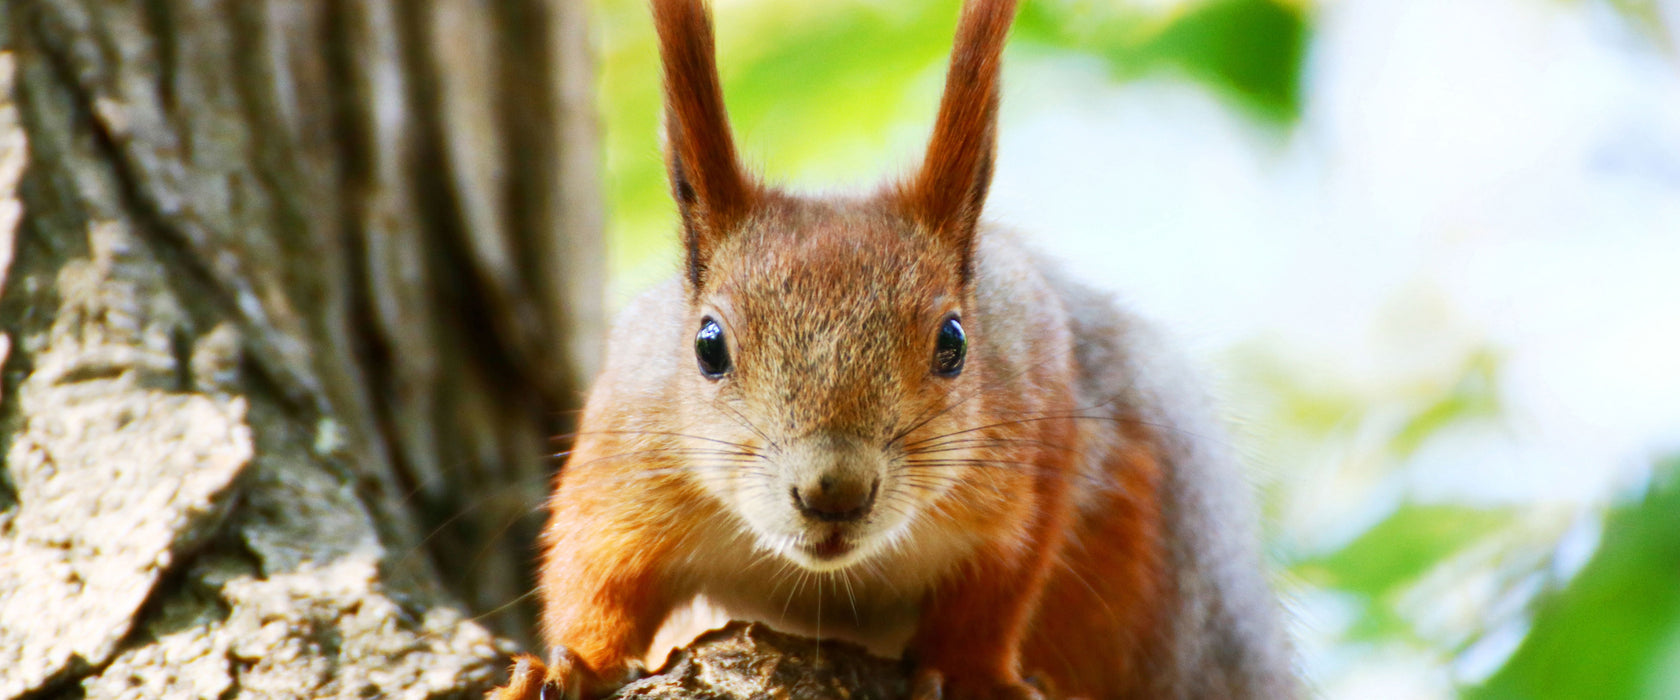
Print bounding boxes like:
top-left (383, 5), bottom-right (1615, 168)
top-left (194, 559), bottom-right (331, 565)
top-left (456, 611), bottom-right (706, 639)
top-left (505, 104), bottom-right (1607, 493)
top-left (1028, 242), bottom-right (1299, 698)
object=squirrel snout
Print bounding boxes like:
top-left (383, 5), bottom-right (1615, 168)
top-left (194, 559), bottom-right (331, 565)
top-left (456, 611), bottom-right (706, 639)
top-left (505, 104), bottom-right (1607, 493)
top-left (791, 477), bottom-right (879, 523)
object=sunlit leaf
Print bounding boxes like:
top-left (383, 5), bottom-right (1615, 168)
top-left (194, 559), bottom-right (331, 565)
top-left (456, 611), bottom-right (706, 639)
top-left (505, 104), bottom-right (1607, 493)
top-left (1468, 461), bottom-right (1680, 700)
top-left (1017, 0), bottom-right (1309, 122)
top-left (1296, 504), bottom-right (1517, 598)
top-left (1390, 349), bottom-right (1503, 459)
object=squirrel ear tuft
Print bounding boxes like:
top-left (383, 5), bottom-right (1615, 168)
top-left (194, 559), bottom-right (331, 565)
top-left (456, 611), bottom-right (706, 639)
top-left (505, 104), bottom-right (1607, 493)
top-left (653, 0), bottom-right (756, 289)
top-left (901, 0), bottom-right (1016, 268)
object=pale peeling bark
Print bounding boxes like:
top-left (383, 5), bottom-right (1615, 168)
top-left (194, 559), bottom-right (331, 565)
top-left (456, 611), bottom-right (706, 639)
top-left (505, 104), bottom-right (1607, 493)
top-left (0, 0), bottom-right (603, 696)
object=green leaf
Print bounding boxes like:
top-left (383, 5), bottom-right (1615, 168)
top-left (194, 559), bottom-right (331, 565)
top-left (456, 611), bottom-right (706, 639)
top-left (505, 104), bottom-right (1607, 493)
top-left (1390, 349), bottom-right (1503, 459)
top-left (1297, 504), bottom-right (1516, 598)
top-left (1018, 0), bottom-right (1310, 123)
top-left (1467, 461), bottom-right (1680, 700)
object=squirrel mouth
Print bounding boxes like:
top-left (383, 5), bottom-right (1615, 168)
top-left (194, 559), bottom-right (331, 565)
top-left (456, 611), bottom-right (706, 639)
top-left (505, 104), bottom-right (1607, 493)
top-left (803, 532), bottom-right (853, 560)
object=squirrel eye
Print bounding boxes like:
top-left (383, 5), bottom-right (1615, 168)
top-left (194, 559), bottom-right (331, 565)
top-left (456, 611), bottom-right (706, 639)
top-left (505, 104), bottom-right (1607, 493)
top-left (695, 317), bottom-right (731, 379)
top-left (933, 315), bottom-right (966, 377)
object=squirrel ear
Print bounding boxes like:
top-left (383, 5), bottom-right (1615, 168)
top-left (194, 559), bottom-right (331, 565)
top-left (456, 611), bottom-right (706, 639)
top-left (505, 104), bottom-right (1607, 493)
top-left (901, 0), bottom-right (1016, 266)
top-left (654, 0), bottom-right (756, 289)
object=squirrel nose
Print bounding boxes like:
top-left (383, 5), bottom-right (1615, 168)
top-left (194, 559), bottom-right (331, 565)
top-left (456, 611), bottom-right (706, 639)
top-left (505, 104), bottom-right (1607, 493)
top-left (792, 477), bottom-right (878, 523)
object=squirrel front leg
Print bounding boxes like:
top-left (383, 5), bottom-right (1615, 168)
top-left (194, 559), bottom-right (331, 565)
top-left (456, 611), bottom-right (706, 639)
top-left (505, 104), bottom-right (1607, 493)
top-left (908, 479), bottom-right (1071, 700)
top-left (489, 472), bottom-right (682, 700)
top-left (909, 546), bottom-right (1058, 700)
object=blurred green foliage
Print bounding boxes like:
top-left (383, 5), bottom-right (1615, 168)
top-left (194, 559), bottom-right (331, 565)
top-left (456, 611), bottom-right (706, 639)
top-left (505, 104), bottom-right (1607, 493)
top-left (1300, 504), bottom-right (1516, 601)
top-left (1389, 350), bottom-right (1503, 459)
top-left (1237, 331), bottom-right (1679, 695)
top-left (1292, 501), bottom-right (1523, 652)
top-left (1017, 0), bottom-right (1308, 122)
top-left (1469, 460), bottom-right (1680, 700)
top-left (1589, 0), bottom-right (1678, 52)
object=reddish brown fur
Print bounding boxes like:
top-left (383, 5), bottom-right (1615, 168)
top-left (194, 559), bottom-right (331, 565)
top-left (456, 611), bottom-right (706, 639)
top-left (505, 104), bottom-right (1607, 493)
top-left (1020, 419), bottom-right (1170, 697)
top-left (899, 0), bottom-right (1016, 251)
top-left (907, 412), bottom-right (1077, 693)
top-left (489, 1), bottom-right (1294, 698)
top-left (652, 0), bottom-right (758, 286)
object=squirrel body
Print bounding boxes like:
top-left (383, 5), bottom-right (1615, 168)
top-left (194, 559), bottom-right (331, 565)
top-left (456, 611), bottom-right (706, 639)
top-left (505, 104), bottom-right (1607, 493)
top-left (490, 1), bottom-right (1295, 698)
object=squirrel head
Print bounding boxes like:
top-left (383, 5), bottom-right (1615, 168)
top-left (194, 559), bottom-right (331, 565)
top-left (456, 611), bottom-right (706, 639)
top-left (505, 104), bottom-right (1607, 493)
top-left (651, 0), bottom-right (1018, 571)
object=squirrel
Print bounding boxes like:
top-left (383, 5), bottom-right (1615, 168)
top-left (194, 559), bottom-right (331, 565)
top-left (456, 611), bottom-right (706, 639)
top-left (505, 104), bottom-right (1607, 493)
top-left (488, 0), bottom-right (1297, 698)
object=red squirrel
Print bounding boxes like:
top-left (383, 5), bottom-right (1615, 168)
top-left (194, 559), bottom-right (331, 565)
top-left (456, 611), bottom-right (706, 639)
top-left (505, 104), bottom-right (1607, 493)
top-left (489, 0), bottom-right (1296, 697)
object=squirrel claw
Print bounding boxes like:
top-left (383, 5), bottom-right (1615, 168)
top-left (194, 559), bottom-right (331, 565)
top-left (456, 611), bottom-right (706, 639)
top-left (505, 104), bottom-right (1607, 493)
top-left (544, 646), bottom-right (589, 700)
top-left (910, 668), bottom-right (945, 700)
top-left (976, 682), bottom-right (1045, 700)
top-left (486, 647), bottom-right (644, 700)
top-left (485, 654), bottom-right (547, 700)
top-left (910, 668), bottom-right (1048, 700)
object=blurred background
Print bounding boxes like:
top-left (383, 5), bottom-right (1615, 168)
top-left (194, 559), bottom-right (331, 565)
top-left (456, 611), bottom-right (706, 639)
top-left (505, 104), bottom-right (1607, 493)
top-left (589, 0), bottom-right (1680, 697)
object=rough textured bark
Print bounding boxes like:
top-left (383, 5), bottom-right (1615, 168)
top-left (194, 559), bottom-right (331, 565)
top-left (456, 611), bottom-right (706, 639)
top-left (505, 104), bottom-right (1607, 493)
top-left (0, 0), bottom-right (603, 696)
top-left (614, 623), bottom-right (911, 700)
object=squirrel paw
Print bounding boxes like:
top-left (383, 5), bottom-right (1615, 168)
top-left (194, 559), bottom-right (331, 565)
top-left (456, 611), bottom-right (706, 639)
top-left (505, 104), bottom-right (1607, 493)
top-left (910, 668), bottom-right (1047, 700)
top-left (484, 647), bottom-right (645, 700)
top-left (485, 653), bottom-right (546, 700)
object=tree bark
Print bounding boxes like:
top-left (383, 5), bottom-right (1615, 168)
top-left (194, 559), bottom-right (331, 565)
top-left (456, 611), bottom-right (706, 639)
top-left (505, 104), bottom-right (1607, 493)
top-left (614, 623), bottom-right (911, 700)
top-left (0, 0), bottom-right (603, 696)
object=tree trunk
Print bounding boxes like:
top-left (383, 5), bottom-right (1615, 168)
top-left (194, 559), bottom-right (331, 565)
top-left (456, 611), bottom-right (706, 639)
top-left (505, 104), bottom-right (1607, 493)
top-left (0, 0), bottom-right (603, 696)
